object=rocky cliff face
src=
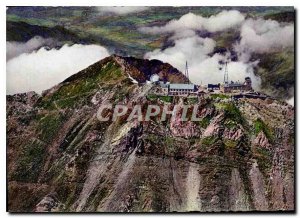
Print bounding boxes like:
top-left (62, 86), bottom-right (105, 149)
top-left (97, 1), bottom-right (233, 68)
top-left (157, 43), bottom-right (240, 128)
top-left (7, 55), bottom-right (294, 212)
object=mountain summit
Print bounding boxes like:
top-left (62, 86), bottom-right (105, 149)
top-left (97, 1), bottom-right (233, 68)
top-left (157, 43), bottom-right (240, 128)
top-left (7, 55), bottom-right (294, 212)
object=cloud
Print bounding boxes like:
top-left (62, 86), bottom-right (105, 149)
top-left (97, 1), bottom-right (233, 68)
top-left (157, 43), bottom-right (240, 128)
top-left (145, 36), bottom-right (216, 69)
top-left (97, 6), bottom-right (148, 15)
top-left (6, 36), bottom-right (56, 61)
top-left (142, 10), bottom-right (260, 89)
top-left (286, 97), bottom-right (294, 106)
top-left (142, 10), bottom-right (296, 92)
top-left (145, 35), bottom-right (261, 90)
top-left (235, 18), bottom-right (294, 61)
top-left (140, 10), bottom-right (245, 34)
top-left (7, 44), bottom-right (110, 95)
top-left (194, 55), bottom-right (261, 89)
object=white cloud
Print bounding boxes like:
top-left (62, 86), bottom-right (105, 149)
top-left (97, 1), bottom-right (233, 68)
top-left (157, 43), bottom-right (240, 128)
top-left (141, 10), bottom-right (259, 87)
top-left (140, 10), bottom-right (245, 34)
top-left (145, 35), bottom-right (261, 89)
top-left (7, 44), bottom-right (110, 95)
top-left (97, 6), bottom-right (148, 15)
top-left (286, 97), bottom-right (294, 106)
top-left (235, 18), bottom-right (294, 61)
top-left (145, 36), bottom-right (216, 69)
top-left (142, 10), bottom-right (296, 92)
top-left (6, 36), bottom-right (55, 61)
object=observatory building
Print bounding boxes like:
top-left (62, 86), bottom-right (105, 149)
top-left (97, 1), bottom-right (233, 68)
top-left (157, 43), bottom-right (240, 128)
top-left (168, 83), bottom-right (196, 95)
top-left (150, 61), bottom-right (197, 96)
top-left (221, 62), bottom-right (253, 93)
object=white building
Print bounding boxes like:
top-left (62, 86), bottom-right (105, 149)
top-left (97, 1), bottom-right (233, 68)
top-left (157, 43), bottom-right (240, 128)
top-left (168, 83), bottom-right (196, 96)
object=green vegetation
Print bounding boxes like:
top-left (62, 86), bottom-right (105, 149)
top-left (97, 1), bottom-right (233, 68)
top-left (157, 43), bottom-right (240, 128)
top-left (97, 62), bottom-right (123, 81)
top-left (198, 116), bottom-right (211, 129)
top-left (55, 94), bottom-right (90, 109)
top-left (186, 97), bottom-right (198, 104)
top-left (224, 119), bottom-right (237, 129)
top-left (201, 136), bottom-right (218, 146)
top-left (224, 103), bottom-right (245, 125)
top-left (146, 134), bottom-right (161, 144)
top-left (12, 139), bottom-right (46, 182)
top-left (113, 79), bottom-right (136, 103)
top-left (224, 139), bottom-right (238, 149)
top-left (253, 118), bottom-right (274, 141)
top-left (159, 96), bottom-right (173, 103)
top-left (37, 113), bottom-right (64, 143)
top-left (147, 94), bottom-right (157, 101)
top-left (7, 14), bottom-right (56, 27)
top-left (214, 102), bottom-right (227, 110)
top-left (147, 134), bottom-right (176, 146)
top-left (147, 94), bottom-right (173, 103)
top-left (165, 136), bottom-right (176, 145)
top-left (213, 29), bottom-right (240, 48)
top-left (165, 136), bottom-right (177, 154)
top-left (84, 26), bottom-right (152, 48)
top-left (215, 102), bottom-right (245, 126)
top-left (210, 93), bottom-right (230, 100)
top-left (39, 61), bottom-right (125, 109)
top-left (254, 147), bottom-right (272, 175)
top-left (224, 103), bottom-right (242, 121)
top-left (56, 62), bottom-right (121, 98)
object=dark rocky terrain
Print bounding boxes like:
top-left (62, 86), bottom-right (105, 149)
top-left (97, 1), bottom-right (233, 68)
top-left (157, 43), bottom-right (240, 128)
top-left (7, 55), bottom-right (294, 212)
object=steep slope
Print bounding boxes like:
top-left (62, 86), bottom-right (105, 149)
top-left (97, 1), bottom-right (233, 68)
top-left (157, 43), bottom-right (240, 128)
top-left (7, 21), bottom-right (81, 43)
top-left (7, 56), bottom-right (294, 212)
top-left (252, 50), bottom-right (294, 99)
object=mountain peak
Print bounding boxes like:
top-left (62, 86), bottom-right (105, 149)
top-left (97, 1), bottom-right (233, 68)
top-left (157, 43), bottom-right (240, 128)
top-left (61, 54), bottom-right (188, 85)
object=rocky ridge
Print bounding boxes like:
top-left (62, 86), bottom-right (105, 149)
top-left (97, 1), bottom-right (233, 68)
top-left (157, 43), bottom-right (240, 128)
top-left (7, 55), bottom-right (294, 212)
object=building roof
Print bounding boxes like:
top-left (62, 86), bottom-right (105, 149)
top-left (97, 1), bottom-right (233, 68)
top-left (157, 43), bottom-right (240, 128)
top-left (169, 83), bottom-right (195, 90)
top-left (159, 82), bottom-right (169, 88)
top-left (208, 84), bottom-right (220, 88)
top-left (228, 83), bottom-right (244, 87)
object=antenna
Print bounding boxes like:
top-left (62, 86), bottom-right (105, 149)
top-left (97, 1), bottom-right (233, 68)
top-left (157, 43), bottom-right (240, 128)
top-left (223, 62), bottom-right (229, 86)
top-left (185, 61), bottom-right (189, 84)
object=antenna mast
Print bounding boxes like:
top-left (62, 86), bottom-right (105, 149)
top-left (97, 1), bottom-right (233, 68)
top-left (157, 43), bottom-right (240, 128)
top-left (223, 62), bottom-right (229, 86)
top-left (185, 61), bottom-right (189, 84)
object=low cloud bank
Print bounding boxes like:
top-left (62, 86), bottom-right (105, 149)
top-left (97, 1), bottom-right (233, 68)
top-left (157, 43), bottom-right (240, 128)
top-left (7, 44), bottom-right (110, 95)
top-left (140, 10), bottom-right (245, 34)
top-left (235, 18), bottom-right (294, 61)
top-left (6, 36), bottom-right (56, 61)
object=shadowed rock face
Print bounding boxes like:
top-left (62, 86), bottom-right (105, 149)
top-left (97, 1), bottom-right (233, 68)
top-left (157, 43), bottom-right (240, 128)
top-left (7, 55), bottom-right (294, 212)
top-left (113, 55), bottom-right (189, 84)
